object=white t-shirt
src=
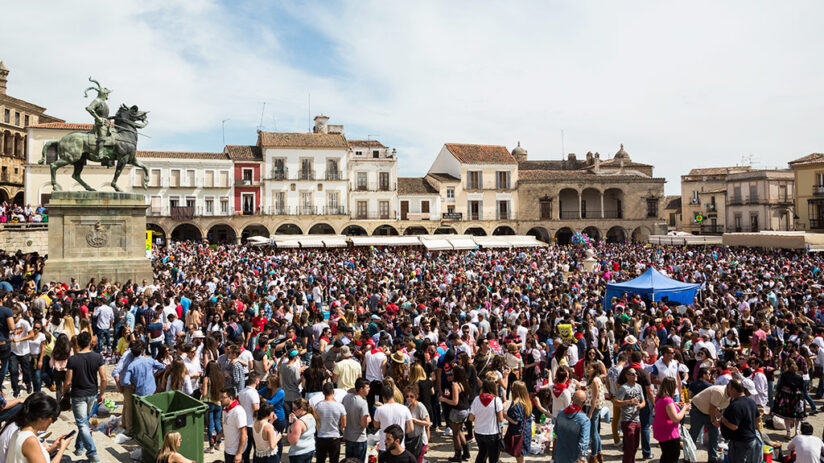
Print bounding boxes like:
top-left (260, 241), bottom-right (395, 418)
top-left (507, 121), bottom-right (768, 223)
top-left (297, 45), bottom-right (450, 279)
top-left (469, 395), bottom-right (503, 435)
top-left (788, 434), bottom-right (824, 463)
top-left (11, 319), bottom-right (31, 356)
top-left (238, 386), bottom-right (260, 427)
top-left (373, 403), bottom-right (412, 451)
top-left (222, 405), bottom-right (248, 455)
top-left (93, 304), bottom-right (114, 330)
top-left (28, 332), bottom-right (45, 356)
top-left (364, 350), bottom-right (387, 382)
top-left (237, 349), bottom-right (254, 374)
top-left (0, 422), bottom-right (18, 463)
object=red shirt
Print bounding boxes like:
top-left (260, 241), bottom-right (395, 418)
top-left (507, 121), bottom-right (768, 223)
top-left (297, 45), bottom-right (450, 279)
top-left (251, 315), bottom-right (267, 335)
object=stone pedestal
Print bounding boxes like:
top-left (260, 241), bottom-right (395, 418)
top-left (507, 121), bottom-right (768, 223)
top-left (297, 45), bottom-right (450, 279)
top-left (41, 191), bottom-right (152, 285)
top-left (582, 247), bottom-right (597, 273)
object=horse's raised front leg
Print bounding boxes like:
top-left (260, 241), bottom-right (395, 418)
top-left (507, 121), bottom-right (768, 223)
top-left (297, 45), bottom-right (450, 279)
top-left (72, 160), bottom-right (95, 191)
top-left (110, 159), bottom-right (125, 192)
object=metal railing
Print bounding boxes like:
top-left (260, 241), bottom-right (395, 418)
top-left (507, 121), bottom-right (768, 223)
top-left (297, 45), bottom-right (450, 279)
top-left (352, 211), bottom-right (395, 220)
top-left (560, 211), bottom-right (580, 219)
top-left (603, 209), bottom-right (623, 219)
top-left (298, 169), bottom-right (315, 180)
top-left (267, 168), bottom-right (288, 180)
top-left (264, 206), bottom-right (347, 216)
top-left (810, 219), bottom-right (824, 229)
top-left (814, 185), bottom-right (824, 196)
top-left (325, 171), bottom-right (346, 181)
top-left (727, 225), bottom-right (758, 233)
top-left (353, 182), bottom-right (395, 192)
top-left (234, 178), bottom-right (257, 187)
top-left (728, 196), bottom-right (744, 205)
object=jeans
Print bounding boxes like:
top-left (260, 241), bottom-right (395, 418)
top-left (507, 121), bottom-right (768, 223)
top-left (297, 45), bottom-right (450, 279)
top-left (9, 353), bottom-right (31, 395)
top-left (689, 407), bottom-right (719, 462)
top-left (728, 438), bottom-right (761, 463)
top-left (29, 354), bottom-right (41, 392)
top-left (639, 402), bottom-right (652, 458)
top-left (54, 371), bottom-right (66, 409)
top-left (97, 329), bottom-right (111, 352)
top-left (768, 380), bottom-right (775, 408)
top-left (207, 403), bottom-right (222, 441)
top-left (621, 421), bottom-right (640, 463)
top-left (316, 437), bottom-right (341, 463)
top-left (274, 419), bottom-right (288, 463)
top-left (288, 451), bottom-right (314, 463)
top-left (71, 395), bottom-right (98, 459)
top-left (0, 403), bottom-right (22, 423)
top-left (802, 379), bottom-right (817, 411)
top-left (41, 354), bottom-right (53, 388)
top-left (0, 344), bottom-right (10, 392)
top-left (243, 426), bottom-right (255, 463)
top-left (587, 406), bottom-right (602, 455)
top-left (149, 341), bottom-right (162, 359)
top-left (345, 440), bottom-right (367, 463)
top-left (659, 437), bottom-right (680, 463)
top-left (474, 433), bottom-right (500, 463)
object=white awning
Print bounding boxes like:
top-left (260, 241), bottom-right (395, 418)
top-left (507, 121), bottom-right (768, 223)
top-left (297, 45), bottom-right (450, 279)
top-left (449, 237), bottom-right (477, 250)
top-left (350, 236), bottom-right (422, 246)
top-left (322, 237), bottom-right (348, 248)
top-left (423, 239), bottom-right (453, 250)
top-left (298, 238), bottom-right (325, 248)
top-left (246, 236), bottom-right (271, 246)
top-left (508, 236), bottom-right (545, 247)
top-left (474, 236), bottom-right (511, 248)
top-left (274, 240), bottom-right (299, 248)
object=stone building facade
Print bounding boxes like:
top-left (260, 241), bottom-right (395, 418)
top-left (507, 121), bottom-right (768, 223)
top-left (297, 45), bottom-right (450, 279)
top-left (680, 166), bottom-right (751, 234)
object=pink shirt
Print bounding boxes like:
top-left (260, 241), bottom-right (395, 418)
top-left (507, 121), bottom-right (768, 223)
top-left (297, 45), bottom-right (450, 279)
top-left (652, 397), bottom-right (680, 442)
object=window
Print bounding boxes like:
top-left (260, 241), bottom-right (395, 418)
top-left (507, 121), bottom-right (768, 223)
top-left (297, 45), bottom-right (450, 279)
top-left (24, 115), bottom-right (29, 126)
top-left (379, 172), bottom-right (390, 191)
top-left (326, 160), bottom-right (340, 180)
top-left (186, 170), bottom-right (196, 187)
top-left (242, 193), bottom-right (255, 215)
top-left (540, 198), bottom-right (552, 219)
top-left (150, 196), bottom-right (162, 215)
top-left (497, 200), bottom-right (509, 220)
top-left (646, 198), bottom-right (658, 218)
top-left (467, 171), bottom-right (482, 189)
top-left (372, 150), bottom-right (379, 158)
top-left (272, 159), bottom-right (286, 179)
top-left (421, 201), bottom-right (430, 214)
top-left (733, 186), bottom-right (742, 203)
top-left (204, 171), bottom-right (215, 188)
top-left (379, 201), bottom-right (390, 219)
top-left (357, 201), bottom-right (368, 219)
top-left (218, 171), bottom-right (229, 187)
top-left (357, 172), bottom-right (367, 190)
top-left (355, 150), bottom-right (363, 156)
top-left (14, 112), bottom-right (19, 126)
top-left (185, 196), bottom-right (196, 209)
top-left (496, 171), bottom-right (510, 189)
top-left (468, 200), bottom-right (482, 220)
top-left (447, 205), bottom-right (455, 214)
top-left (220, 197), bottom-right (229, 214)
top-left (274, 192), bottom-right (285, 214)
top-left (328, 192), bottom-right (339, 214)
top-left (749, 184), bottom-right (758, 203)
top-left (149, 169), bottom-right (161, 187)
top-left (300, 192), bottom-right (313, 214)
top-left (169, 197), bottom-right (180, 208)
top-left (750, 213), bottom-right (759, 231)
top-left (300, 159), bottom-right (313, 179)
top-left (170, 170), bottom-right (181, 187)
top-left (133, 169), bottom-right (145, 187)
top-left (205, 198), bottom-right (214, 214)
top-left (3, 109), bottom-right (8, 123)
top-left (242, 168), bottom-right (253, 184)
top-left (446, 187), bottom-right (455, 200)
top-left (779, 185), bottom-right (788, 202)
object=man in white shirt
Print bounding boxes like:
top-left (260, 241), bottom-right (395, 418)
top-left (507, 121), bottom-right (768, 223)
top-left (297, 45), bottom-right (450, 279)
top-left (237, 373), bottom-right (260, 463)
top-left (93, 301), bottom-right (114, 354)
top-left (372, 387), bottom-right (413, 453)
top-left (651, 347), bottom-right (681, 398)
top-left (220, 386), bottom-right (248, 463)
top-left (788, 422), bottom-right (824, 463)
top-left (9, 308), bottom-right (33, 398)
top-left (364, 342), bottom-right (387, 412)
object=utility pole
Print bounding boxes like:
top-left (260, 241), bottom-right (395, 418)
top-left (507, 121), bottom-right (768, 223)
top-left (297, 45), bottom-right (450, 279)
top-left (221, 119), bottom-right (230, 146)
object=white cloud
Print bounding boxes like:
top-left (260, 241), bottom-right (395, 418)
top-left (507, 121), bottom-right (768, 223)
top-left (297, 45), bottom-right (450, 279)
top-left (3, 1), bottom-right (823, 193)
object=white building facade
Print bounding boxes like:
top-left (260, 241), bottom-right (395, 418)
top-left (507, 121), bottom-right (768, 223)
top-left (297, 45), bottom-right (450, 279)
top-left (347, 140), bottom-right (398, 220)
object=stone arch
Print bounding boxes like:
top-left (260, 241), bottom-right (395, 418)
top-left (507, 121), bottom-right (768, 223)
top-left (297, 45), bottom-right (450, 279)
top-left (2, 131), bottom-right (11, 156)
top-left (308, 223), bottom-right (336, 235)
top-left (171, 223), bottom-right (202, 242)
top-left (37, 182), bottom-right (55, 206)
top-left (434, 227), bottom-right (457, 235)
top-left (492, 225), bottom-right (516, 236)
top-left (403, 226), bottom-right (429, 235)
top-left (631, 226), bottom-right (650, 242)
top-left (581, 187), bottom-right (601, 219)
top-left (275, 223), bottom-right (303, 235)
top-left (558, 188), bottom-right (580, 219)
top-left (464, 227), bottom-right (487, 236)
top-left (603, 188), bottom-right (625, 219)
top-left (207, 224), bottom-right (237, 244)
top-left (241, 224), bottom-right (270, 242)
top-left (146, 223), bottom-right (167, 246)
top-left (526, 226), bottom-right (550, 243)
top-left (606, 226), bottom-right (627, 243)
top-left (0, 188), bottom-right (10, 204)
top-left (341, 224), bottom-right (367, 236)
top-left (582, 226), bottom-right (601, 241)
top-left (372, 224), bottom-right (399, 236)
top-left (555, 227), bottom-right (574, 245)
top-left (12, 191), bottom-right (22, 207)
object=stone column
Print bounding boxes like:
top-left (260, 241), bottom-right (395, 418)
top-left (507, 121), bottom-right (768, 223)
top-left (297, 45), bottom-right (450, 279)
top-left (578, 192), bottom-right (582, 219)
top-left (600, 192), bottom-right (605, 219)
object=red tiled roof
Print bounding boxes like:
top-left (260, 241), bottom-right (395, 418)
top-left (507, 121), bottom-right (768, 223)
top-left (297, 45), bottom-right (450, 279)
top-left (29, 122), bottom-right (92, 130)
top-left (686, 166), bottom-right (751, 176)
top-left (224, 145), bottom-right (262, 161)
top-left (427, 173), bottom-right (460, 182)
top-left (519, 169), bottom-right (662, 182)
top-left (136, 150), bottom-right (228, 160)
top-left (788, 153), bottom-right (824, 166)
top-left (348, 140), bottom-right (386, 148)
top-left (444, 143), bottom-right (516, 165)
top-left (258, 132), bottom-right (348, 148)
top-left (398, 177), bottom-right (438, 195)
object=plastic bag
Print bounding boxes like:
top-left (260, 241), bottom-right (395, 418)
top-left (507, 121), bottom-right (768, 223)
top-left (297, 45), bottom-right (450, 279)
top-left (129, 448), bottom-right (142, 461)
top-left (680, 424), bottom-right (698, 463)
top-left (114, 433), bottom-right (131, 444)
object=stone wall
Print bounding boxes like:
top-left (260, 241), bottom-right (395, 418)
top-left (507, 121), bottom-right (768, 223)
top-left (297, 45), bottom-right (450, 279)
top-left (0, 225), bottom-right (48, 254)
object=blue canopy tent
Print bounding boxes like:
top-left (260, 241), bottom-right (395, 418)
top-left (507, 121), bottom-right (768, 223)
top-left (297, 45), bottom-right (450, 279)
top-left (604, 267), bottom-right (700, 310)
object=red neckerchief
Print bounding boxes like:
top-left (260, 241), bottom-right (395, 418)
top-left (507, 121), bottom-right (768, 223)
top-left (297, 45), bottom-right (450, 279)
top-left (479, 393), bottom-right (495, 406)
top-left (223, 399), bottom-right (239, 413)
top-left (552, 380), bottom-right (569, 398)
top-left (720, 370), bottom-right (731, 377)
top-left (370, 348), bottom-right (381, 355)
top-left (755, 368), bottom-right (765, 375)
top-left (563, 404), bottom-right (583, 415)
top-left (629, 363), bottom-right (643, 370)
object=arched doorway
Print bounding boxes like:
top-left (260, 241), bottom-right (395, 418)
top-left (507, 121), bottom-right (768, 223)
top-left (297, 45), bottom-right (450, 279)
top-left (403, 226), bottom-right (428, 235)
top-left (0, 189), bottom-right (9, 204)
top-left (555, 227), bottom-right (574, 245)
top-left (12, 192), bottom-right (23, 206)
top-left (581, 188), bottom-right (601, 219)
top-left (631, 226), bottom-right (650, 242)
top-left (582, 226), bottom-right (601, 242)
top-left (558, 188), bottom-right (580, 219)
top-left (372, 225), bottom-right (399, 236)
top-left (341, 225), bottom-right (367, 236)
top-left (241, 224), bottom-right (270, 243)
top-left (434, 227), bottom-right (457, 235)
top-left (171, 224), bottom-right (202, 242)
top-left (526, 227), bottom-right (550, 243)
top-left (275, 223), bottom-right (303, 235)
top-left (308, 223), bottom-right (335, 235)
top-left (492, 225), bottom-right (515, 236)
top-left (603, 188), bottom-right (624, 218)
top-left (606, 226), bottom-right (626, 243)
top-left (207, 224), bottom-right (237, 244)
top-left (464, 227), bottom-right (487, 236)
top-left (146, 223), bottom-right (167, 246)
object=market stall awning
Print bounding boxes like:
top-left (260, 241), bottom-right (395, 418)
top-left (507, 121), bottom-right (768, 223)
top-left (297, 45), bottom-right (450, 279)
top-left (350, 236), bottom-right (421, 247)
top-left (274, 240), bottom-right (299, 248)
top-left (322, 237), bottom-right (348, 248)
top-left (298, 238), bottom-right (325, 248)
top-left (422, 239), bottom-right (453, 250)
top-left (508, 236), bottom-right (545, 247)
top-left (604, 267), bottom-right (701, 310)
top-left (473, 236), bottom-right (511, 248)
top-left (448, 237), bottom-right (477, 250)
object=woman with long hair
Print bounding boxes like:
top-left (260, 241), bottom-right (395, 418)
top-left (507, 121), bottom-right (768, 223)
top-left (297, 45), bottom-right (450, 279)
top-left (301, 354), bottom-right (326, 402)
top-left (155, 431), bottom-right (194, 463)
top-left (390, 351), bottom-right (410, 392)
top-left (773, 358), bottom-right (806, 436)
top-left (504, 381), bottom-right (532, 463)
top-left (287, 398), bottom-right (317, 463)
top-left (585, 361), bottom-right (606, 462)
top-left (258, 375), bottom-right (287, 463)
top-left (165, 359), bottom-right (194, 395)
top-left (408, 363), bottom-right (434, 424)
top-left (406, 384), bottom-right (431, 463)
top-left (468, 379), bottom-right (504, 463)
top-left (61, 316), bottom-right (76, 338)
top-left (652, 377), bottom-right (690, 463)
top-left (202, 361), bottom-right (224, 453)
top-left (5, 392), bottom-right (72, 463)
top-left (440, 365), bottom-right (471, 462)
top-left (252, 402), bottom-right (280, 463)
top-left (50, 334), bottom-right (71, 406)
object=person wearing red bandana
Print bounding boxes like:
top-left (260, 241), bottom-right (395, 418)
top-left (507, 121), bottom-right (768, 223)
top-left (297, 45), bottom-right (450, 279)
top-left (553, 390), bottom-right (591, 463)
top-left (220, 386), bottom-right (248, 463)
top-left (468, 379), bottom-right (504, 463)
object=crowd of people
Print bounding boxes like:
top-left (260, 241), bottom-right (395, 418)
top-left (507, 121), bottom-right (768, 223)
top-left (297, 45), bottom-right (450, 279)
top-left (0, 240), bottom-right (820, 463)
top-left (0, 204), bottom-right (46, 224)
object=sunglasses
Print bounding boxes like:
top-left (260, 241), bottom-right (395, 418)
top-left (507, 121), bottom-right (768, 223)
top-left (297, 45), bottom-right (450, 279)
top-left (627, 372), bottom-right (637, 376)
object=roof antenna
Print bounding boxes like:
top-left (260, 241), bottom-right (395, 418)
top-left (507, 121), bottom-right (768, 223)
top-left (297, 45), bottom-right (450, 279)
top-left (308, 92), bottom-right (311, 132)
top-left (221, 119), bottom-right (230, 146)
top-left (561, 129), bottom-right (565, 159)
top-left (257, 102), bottom-right (266, 131)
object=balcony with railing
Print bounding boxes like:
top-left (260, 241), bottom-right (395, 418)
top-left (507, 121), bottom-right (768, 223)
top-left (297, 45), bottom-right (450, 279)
top-left (266, 167), bottom-right (289, 180)
top-left (728, 196), bottom-right (744, 205)
top-left (264, 206), bottom-right (347, 216)
top-left (814, 185), bottom-right (824, 196)
top-left (325, 171), bottom-right (346, 181)
top-left (810, 218), bottom-right (824, 230)
top-left (353, 182), bottom-right (395, 192)
top-left (234, 178), bottom-right (259, 187)
top-left (727, 225), bottom-right (759, 233)
top-left (352, 210), bottom-right (396, 220)
top-left (298, 169), bottom-right (315, 180)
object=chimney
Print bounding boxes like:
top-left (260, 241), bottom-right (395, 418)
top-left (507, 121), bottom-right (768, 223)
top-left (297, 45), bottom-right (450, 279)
top-left (586, 151), bottom-right (593, 163)
top-left (0, 61), bottom-right (8, 96)
top-left (567, 153), bottom-right (576, 162)
top-left (313, 114), bottom-right (329, 134)
top-left (594, 152), bottom-right (600, 173)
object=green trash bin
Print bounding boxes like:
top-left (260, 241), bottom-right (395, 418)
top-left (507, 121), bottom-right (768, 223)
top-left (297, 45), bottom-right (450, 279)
top-left (132, 391), bottom-right (208, 463)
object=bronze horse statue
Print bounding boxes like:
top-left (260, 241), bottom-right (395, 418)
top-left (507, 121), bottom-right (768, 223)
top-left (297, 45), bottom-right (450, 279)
top-left (39, 104), bottom-right (150, 192)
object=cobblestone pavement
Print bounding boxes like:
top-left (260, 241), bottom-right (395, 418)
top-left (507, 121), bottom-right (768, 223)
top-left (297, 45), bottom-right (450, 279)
top-left (23, 366), bottom-right (824, 463)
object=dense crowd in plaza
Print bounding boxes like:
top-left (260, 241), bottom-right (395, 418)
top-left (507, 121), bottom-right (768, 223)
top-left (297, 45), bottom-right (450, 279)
top-left (0, 241), bottom-right (821, 463)
top-left (0, 203), bottom-right (46, 224)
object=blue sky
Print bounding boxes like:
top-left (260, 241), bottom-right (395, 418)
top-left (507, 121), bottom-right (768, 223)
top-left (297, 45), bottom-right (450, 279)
top-left (3, 1), bottom-right (824, 194)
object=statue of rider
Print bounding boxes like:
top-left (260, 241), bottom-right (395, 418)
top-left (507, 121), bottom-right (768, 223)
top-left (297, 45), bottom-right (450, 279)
top-left (84, 77), bottom-right (112, 165)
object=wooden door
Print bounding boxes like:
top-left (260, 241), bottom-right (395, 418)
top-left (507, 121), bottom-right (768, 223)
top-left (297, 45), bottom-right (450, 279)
top-left (400, 200), bottom-right (409, 220)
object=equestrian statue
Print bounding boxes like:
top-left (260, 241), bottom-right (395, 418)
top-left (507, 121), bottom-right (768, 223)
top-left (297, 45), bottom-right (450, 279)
top-left (38, 77), bottom-right (150, 192)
